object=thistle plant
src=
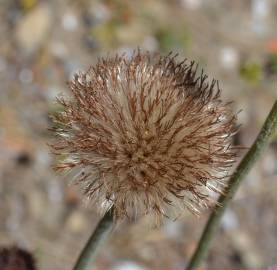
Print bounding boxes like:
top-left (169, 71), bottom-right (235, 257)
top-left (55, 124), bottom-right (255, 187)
top-left (49, 51), bottom-right (245, 270)
top-left (47, 49), bottom-right (277, 270)
top-left (50, 52), bottom-right (238, 223)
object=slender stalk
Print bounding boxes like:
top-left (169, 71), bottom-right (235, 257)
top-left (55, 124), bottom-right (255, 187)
top-left (73, 207), bottom-right (114, 270)
top-left (186, 101), bottom-right (277, 270)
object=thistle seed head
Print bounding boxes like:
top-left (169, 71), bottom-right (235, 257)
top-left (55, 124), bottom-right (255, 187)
top-left (50, 51), bottom-right (238, 222)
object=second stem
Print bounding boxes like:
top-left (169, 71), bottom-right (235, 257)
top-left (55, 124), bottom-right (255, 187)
top-left (186, 101), bottom-right (277, 270)
top-left (73, 207), bottom-right (114, 270)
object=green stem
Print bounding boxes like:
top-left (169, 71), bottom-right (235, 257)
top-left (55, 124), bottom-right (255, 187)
top-left (186, 101), bottom-right (277, 270)
top-left (73, 207), bottom-right (114, 270)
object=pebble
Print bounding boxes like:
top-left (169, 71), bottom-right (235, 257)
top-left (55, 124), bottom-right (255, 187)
top-left (181, 0), bottom-right (202, 10)
top-left (251, 0), bottom-right (270, 35)
top-left (111, 261), bottom-right (149, 270)
top-left (62, 13), bottom-right (78, 32)
top-left (19, 68), bottom-right (33, 84)
top-left (28, 189), bottom-right (46, 220)
top-left (220, 47), bottom-right (239, 70)
top-left (47, 180), bottom-right (63, 204)
top-left (220, 209), bottom-right (239, 230)
top-left (35, 148), bottom-right (52, 168)
top-left (15, 4), bottom-right (51, 54)
top-left (162, 220), bottom-right (183, 240)
top-left (65, 211), bottom-right (88, 234)
top-left (252, 0), bottom-right (269, 20)
top-left (50, 42), bottom-right (68, 58)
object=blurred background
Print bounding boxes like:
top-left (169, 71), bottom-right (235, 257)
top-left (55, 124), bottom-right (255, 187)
top-left (0, 0), bottom-right (277, 269)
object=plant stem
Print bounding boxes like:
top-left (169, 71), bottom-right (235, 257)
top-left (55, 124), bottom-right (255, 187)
top-left (186, 101), bottom-right (277, 270)
top-left (73, 207), bottom-right (114, 270)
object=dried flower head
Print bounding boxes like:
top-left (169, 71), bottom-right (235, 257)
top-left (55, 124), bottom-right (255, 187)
top-left (50, 51), bottom-right (238, 222)
top-left (0, 246), bottom-right (36, 270)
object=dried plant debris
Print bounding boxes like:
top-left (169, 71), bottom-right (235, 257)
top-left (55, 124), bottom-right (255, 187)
top-left (0, 246), bottom-right (36, 270)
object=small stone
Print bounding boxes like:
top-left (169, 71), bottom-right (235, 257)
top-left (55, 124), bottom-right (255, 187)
top-left (111, 261), bottom-right (149, 270)
top-left (62, 13), bottom-right (78, 32)
top-left (19, 69), bottom-right (33, 84)
top-left (181, 0), bottom-right (202, 10)
top-left (252, 0), bottom-right (269, 19)
top-left (28, 189), bottom-right (46, 220)
top-left (220, 209), bottom-right (239, 230)
top-left (251, 0), bottom-right (270, 35)
top-left (35, 148), bottom-right (51, 168)
top-left (50, 42), bottom-right (68, 58)
top-left (162, 220), bottom-right (183, 240)
top-left (16, 4), bottom-right (51, 54)
top-left (220, 47), bottom-right (239, 70)
top-left (47, 180), bottom-right (63, 204)
top-left (65, 211), bottom-right (88, 234)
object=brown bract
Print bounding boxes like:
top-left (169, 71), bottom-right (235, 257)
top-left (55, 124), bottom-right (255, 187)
top-left (50, 51), bottom-right (238, 223)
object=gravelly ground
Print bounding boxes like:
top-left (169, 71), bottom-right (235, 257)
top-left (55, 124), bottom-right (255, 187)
top-left (0, 1), bottom-right (277, 270)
